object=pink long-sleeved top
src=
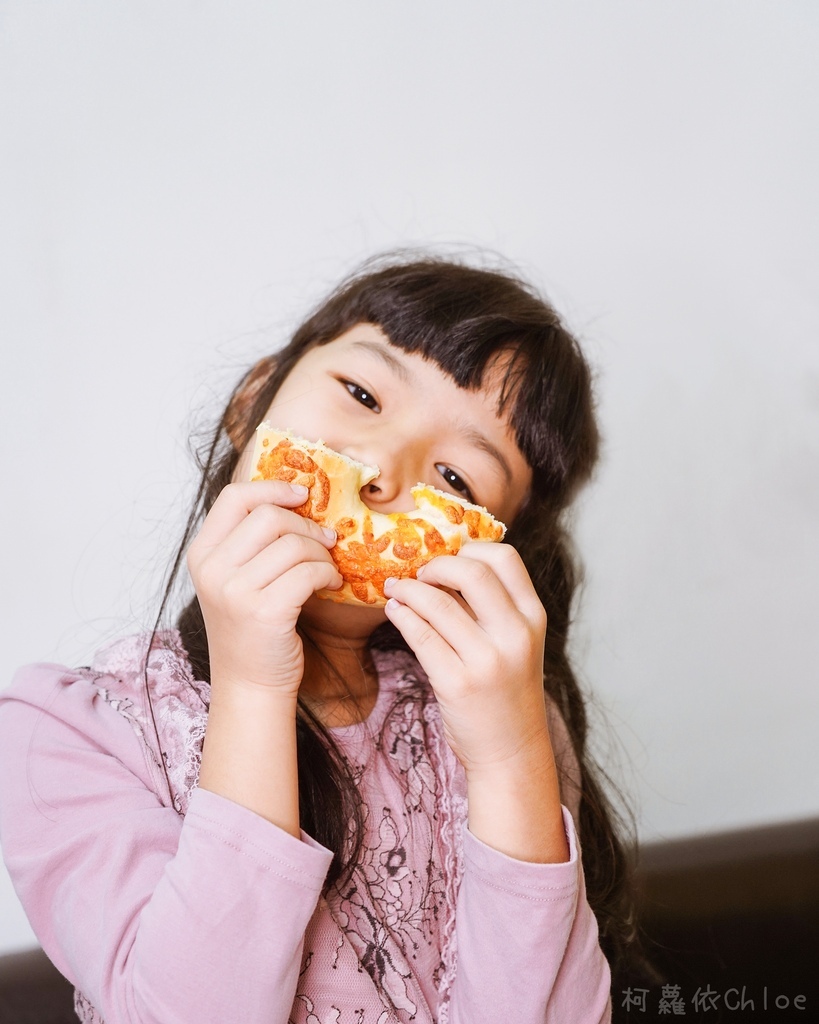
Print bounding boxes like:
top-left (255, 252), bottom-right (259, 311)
top-left (0, 632), bottom-right (611, 1024)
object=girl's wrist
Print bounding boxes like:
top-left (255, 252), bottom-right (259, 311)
top-left (464, 738), bottom-right (569, 864)
top-left (464, 733), bottom-right (561, 786)
top-left (207, 679), bottom-right (301, 722)
top-left (200, 680), bottom-right (301, 835)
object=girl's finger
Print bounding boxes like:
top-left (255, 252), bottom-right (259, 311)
top-left (191, 480), bottom-right (313, 553)
top-left (201, 500), bottom-right (335, 572)
top-left (408, 554), bottom-right (520, 635)
top-left (421, 546), bottom-right (546, 631)
top-left (384, 577), bottom-right (482, 659)
top-left (384, 596), bottom-right (462, 680)
top-left (233, 531), bottom-right (342, 594)
top-left (258, 559), bottom-right (345, 619)
top-left (455, 544), bottom-right (542, 608)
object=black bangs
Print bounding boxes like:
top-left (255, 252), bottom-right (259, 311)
top-left (292, 257), bottom-right (599, 503)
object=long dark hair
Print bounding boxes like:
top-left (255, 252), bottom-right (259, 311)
top-left (156, 253), bottom-right (639, 974)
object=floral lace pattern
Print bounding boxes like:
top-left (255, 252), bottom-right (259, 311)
top-left (73, 634), bottom-right (466, 1024)
top-left (73, 989), bottom-right (104, 1023)
top-left (90, 632), bottom-right (210, 814)
top-left (322, 676), bottom-right (466, 1024)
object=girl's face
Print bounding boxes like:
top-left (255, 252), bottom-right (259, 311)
top-left (235, 323), bottom-right (532, 526)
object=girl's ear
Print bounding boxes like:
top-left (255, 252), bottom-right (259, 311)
top-left (224, 355), bottom-right (277, 451)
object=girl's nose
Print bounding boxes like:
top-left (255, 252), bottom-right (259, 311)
top-left (359, 471), bottom-right (413, 514)
top-left (344, 441), bottom-right (418, 514)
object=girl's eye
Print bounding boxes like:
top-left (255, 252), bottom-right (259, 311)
top-left (343, 380), bottom-right (380, 412)
top-left (435, 464), bottom-right (474, 503)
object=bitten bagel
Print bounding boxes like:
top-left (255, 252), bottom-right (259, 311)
top-left (249, 424), bottom-right (507, 607)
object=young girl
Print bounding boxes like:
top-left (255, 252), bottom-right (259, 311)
top-left (0, 256), bottom-right (633, 1023)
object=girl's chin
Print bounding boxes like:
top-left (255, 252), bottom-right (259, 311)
top-left (300, 591), bottom-right (388, 637)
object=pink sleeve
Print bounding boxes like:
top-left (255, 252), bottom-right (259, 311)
top-left (0, 665), bottom-right (333, 1024)
top-left (448, 810), bottom-right (612, 1023)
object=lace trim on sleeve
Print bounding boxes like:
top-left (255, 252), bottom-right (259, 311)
top-left (74, 988), bottom-right (104, 1023)
top-left (90, 630), bottom-right (210, 814)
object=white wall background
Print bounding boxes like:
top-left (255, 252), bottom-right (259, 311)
top-left (1, 1), bottom-right (817, 954)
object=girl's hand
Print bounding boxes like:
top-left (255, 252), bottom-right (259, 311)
top-left (186, 480), bottom-right (342, 698)
top-left (384, 547), bottom-right (569, 862)
top-left (383, 545), bottom-right (551, 776)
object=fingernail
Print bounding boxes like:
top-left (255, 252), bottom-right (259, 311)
top-left (383, 576), bottom-right (397, 593)
top-left (322, 527), bottom-right (336, 542)
top-left (290, 483), bottom-right (309, 496)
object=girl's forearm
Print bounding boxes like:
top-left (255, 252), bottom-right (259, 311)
top-left (198, 682), bottom-right (301, 837)
top-left (465, 738), bottom-right (569, 864)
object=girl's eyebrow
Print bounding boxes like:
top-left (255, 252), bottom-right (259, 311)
top-left (348, 339), bottom-right (416, 385)
top-left (453, 420), bottom-right (513, 485)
